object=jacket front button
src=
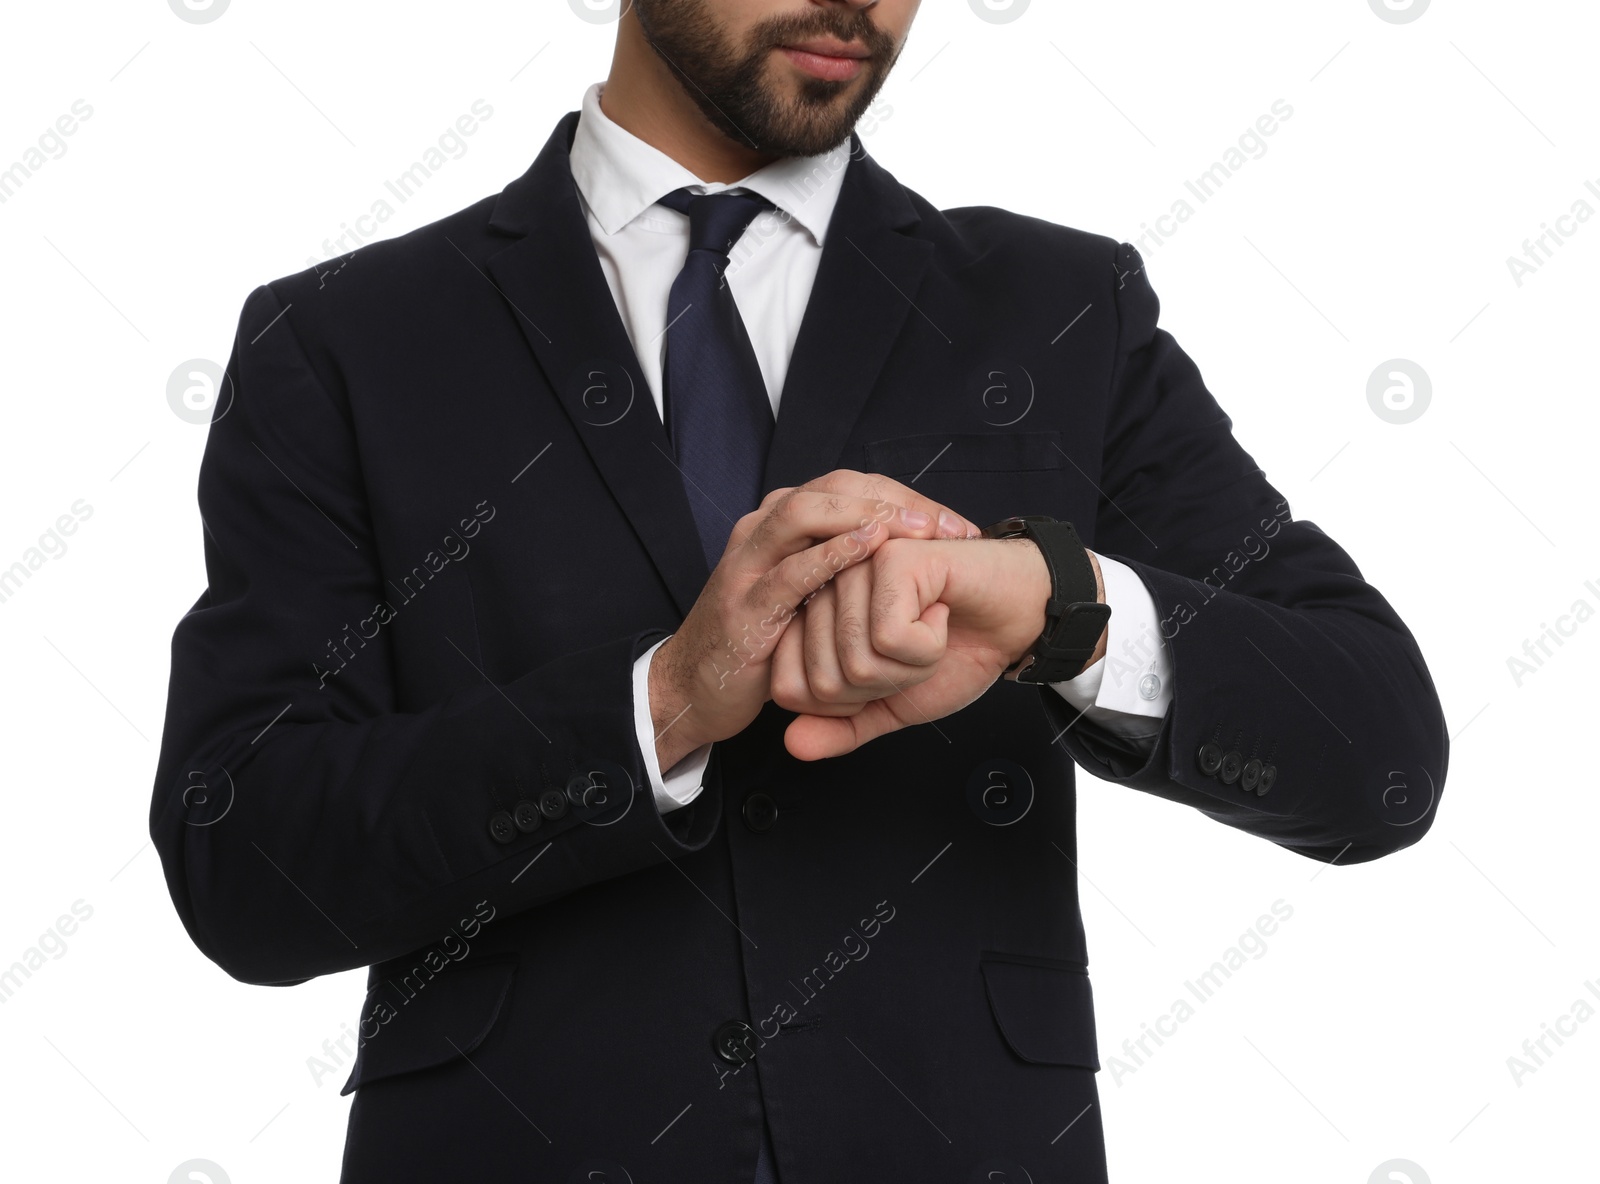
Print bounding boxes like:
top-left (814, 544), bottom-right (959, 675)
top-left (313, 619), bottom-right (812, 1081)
top-left (1240, 759), bottom-right (1263, 793)
top-left (488, 811), bottom-right (516, 844)
top-left (513, 800), bottom-right (542, 833)
top-left (1218, 750), bottom-right (1243, 784)
top-left (1197, 742), bottom-right (1223, 776)
top-left (713, 1019), bottom-right (758, 1065)
top-left (742, 792), bottom-right (778, 832)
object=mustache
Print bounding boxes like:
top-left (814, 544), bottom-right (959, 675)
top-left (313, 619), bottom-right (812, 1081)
top-left (746, 9), bottom-right (898, 58)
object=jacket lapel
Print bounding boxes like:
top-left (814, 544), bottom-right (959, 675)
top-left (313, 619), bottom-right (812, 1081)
top-left (762, 137), bottom-right (933, 492)
top-left (484, 112), bottom-right (710, 619)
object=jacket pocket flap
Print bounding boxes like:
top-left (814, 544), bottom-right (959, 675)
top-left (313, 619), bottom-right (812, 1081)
top-left (340, 955), bottom-right (516, 1095)
top-left (865, 430), bottom-right (1064, 477)
top-left (980, 954), bottom-right (1100, 1070)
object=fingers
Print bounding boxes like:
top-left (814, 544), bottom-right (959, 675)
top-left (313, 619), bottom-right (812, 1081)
top-left (770, 586), bottom-right (861, 718)
top-left (738, 489), bottom-right (936, 577)
top-left (829, 562), bottom-right (929, 695)
top-left (859, 540), bottom-right (950, 669)
top-left (796, 469), bottom-right (984, 541)
top-left (771, 548), bottom-right (947, 717)
top-left (739, 474), bottom-right (972, 734)
top-left (769, 599), bottom-right (809, 711)
top-left (747, 500), bottom-right (913, 622)
top-left (800, 583), bottom-right (853, 712)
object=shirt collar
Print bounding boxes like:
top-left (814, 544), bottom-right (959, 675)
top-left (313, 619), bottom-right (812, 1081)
top-left (568, 81), bottom-right (849, 247)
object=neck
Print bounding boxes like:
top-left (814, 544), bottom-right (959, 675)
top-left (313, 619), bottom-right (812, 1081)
top-left (601, 12), bottom-right (778, 183)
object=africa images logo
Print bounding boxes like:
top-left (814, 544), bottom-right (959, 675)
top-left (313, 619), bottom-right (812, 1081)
top-left (969, 0), bottom-right (1030, 24)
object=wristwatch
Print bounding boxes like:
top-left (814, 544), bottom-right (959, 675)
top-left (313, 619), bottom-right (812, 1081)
top-left (979, 515), bottom-right (1111, 683)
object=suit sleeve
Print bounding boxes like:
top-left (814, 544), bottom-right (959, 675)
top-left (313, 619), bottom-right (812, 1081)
top-left (149, 282), bottom-right (722, 987)
top-left (1039, 242), bottom-right (1448, 864)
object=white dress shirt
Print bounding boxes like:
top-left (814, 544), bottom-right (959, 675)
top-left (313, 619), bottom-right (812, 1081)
top-left (565, 82), bottom-right (1173, 813)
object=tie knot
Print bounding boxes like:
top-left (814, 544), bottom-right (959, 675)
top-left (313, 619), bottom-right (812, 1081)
top-left (657, 187), bottom-right (774, 258)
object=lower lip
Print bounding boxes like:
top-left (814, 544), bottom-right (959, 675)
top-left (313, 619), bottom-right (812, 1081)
top-left (778, 46), bottom-right (866, 82)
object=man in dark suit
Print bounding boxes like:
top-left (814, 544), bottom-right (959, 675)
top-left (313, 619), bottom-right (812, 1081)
top-left (150, 1), bottom-right (1448, 1180)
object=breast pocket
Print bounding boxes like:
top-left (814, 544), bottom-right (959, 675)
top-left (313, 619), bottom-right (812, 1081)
top-left (864, 430), bottom-right (1064, 479)
top-left (862, 430), bottom-right (1067, 528)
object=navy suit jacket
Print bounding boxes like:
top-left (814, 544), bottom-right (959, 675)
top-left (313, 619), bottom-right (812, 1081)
top-left (150, 109), bottom-right (1448, 1183)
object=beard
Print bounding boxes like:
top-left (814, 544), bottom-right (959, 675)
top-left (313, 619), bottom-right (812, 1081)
top-left (631, 0), bottom-right (901, 157)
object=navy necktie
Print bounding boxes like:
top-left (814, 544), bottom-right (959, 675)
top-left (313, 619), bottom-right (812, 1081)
top-left (659, 186), bottom-right (784, 1182)
top-left (658, 186), bottom-right (776, 570)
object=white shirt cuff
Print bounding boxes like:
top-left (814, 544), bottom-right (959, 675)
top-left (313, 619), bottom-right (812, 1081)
top-left (632, 636), bottom-right (710, 813)
top-left (1048, 553), bottom-right (1173, 742)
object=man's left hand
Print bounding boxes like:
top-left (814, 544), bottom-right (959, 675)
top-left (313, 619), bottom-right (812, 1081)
top-left (770, 535), bottom-right (1106, 760)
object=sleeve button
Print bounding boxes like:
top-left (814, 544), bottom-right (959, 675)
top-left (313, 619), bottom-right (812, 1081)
top-left (488, 811), bottom-right (517, 844)
top-left (1218, 750), bottom-right (1243, 785)
top-left (1240, 759), bottom-right (1263, 793)
top-left (513, 800), bottom-right (542, 833)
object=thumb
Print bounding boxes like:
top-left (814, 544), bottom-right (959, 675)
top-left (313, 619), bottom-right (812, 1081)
top-left (784, 700), bottom-right (905, 762)
top-left (784, 713), bottom-right (859, 762)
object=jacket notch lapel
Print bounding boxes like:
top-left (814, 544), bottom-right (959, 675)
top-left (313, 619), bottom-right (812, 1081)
top-left (483, 113), bottom-right (711, 619)
top-left (762, 140), bottom-right (935, 493)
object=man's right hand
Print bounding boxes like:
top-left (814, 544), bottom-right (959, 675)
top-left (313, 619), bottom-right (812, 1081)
top-left (648, 471), bottom-right (980, 771)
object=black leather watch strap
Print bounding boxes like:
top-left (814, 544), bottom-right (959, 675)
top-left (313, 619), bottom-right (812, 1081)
top-left (980, 515), bottom-right (1111, 683)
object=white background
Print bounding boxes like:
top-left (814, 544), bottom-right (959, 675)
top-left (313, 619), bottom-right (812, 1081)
top-left (1, 1), bottom-right (1595, 1181)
